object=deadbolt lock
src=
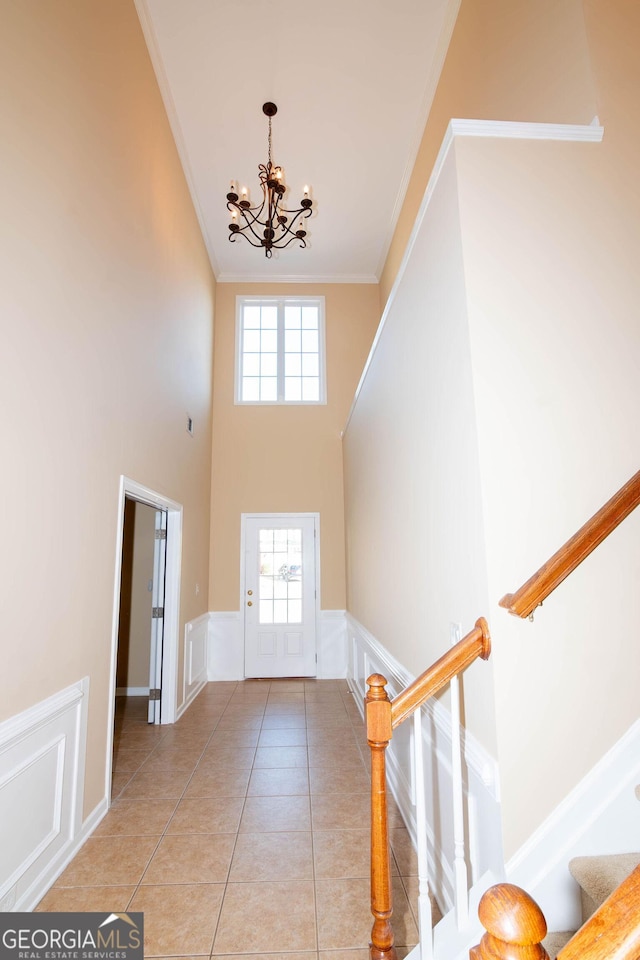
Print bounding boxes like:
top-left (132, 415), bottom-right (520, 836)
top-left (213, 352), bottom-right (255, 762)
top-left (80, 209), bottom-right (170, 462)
top-left (247, 589), bottom-right (253, 596)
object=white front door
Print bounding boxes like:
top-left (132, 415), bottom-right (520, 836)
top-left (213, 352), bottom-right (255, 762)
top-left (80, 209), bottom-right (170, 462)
top-left (243, 515), bottom-right (318, 678)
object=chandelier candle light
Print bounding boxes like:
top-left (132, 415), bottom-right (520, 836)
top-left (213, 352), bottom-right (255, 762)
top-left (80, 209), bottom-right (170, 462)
top-left (227, 102), bottom-right (313, 257)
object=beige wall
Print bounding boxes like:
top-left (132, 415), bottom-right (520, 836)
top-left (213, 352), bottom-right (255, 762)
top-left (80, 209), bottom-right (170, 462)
top-left (380, 0), bottom-right (597, 305)
top-left (344, 0), bottom-right (640, 860)
top-left (0, 0), bottom-right (214, 817)
top-left (209, 283), bottom-right (379, 613)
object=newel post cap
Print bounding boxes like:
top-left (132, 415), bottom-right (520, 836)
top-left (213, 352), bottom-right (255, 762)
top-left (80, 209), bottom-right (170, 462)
top-left (478, 883), bottom-right (548, 945)
top-left (366, 673), bottom-right (390, 700)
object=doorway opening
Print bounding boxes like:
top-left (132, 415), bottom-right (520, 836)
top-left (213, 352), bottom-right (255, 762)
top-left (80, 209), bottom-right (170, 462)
top-left (115, 499), bottom-right (164, 713)
top-left (107, 477), bottom-right (183, 801)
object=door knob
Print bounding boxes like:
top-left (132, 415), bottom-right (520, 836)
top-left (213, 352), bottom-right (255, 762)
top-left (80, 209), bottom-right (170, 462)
top-left (247, 600), bottom-right (253, 606)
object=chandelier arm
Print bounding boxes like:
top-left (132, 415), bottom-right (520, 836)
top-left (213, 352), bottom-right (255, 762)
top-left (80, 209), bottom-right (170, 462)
top-left (229, 232), bottom-right (265, 249)
top-left (227, 188), bottom-right (270, 237)
top-left (274, 208), bottom-right (312, 240)
top-left (273, 232), bottom-right (309, 250)
top-left (237, 220), bottom-right (263, 244)
top-left (227, 214), bottom-right (268, 248)
top-left (239, 197), bottom-right (270, 242)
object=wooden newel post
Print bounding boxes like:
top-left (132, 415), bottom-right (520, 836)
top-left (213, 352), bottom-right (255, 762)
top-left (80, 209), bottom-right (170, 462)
top-left (469, 883), bottom-right (550, 960)
top-left (366, 674), bottom-right (397, 960)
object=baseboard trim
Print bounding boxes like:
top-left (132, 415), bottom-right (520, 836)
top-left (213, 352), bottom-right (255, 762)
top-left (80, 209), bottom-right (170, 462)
top-left (176, 679), bottom-right (207, 721)
top-left (19, 797), bottom-right (109, 912)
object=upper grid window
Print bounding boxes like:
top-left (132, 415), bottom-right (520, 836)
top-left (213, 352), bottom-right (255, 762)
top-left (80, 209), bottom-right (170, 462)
top-left (236, 297), bottom-right (326, 404)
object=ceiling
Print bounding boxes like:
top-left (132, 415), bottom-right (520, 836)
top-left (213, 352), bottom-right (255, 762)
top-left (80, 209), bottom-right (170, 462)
top-left (135, 0), bottom-right (456, 284)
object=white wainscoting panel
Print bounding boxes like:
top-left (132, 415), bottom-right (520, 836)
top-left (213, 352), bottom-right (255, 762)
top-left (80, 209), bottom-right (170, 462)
top-left (317, 610), bottom-right (347, 679)
top-left (180, 613), bottom-right (209, 716)
top-left (0, 678), bottom-right (89, 911)
top-left (347, 614), bottom-right (503, 916)
top-left (207, 610), bottom-right (348, 681)
top-left (208, 612), bottom-right (244, 681)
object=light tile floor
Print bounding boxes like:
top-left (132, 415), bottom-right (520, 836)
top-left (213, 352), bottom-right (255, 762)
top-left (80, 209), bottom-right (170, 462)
top-left (37, 680), bottom-right (441, 958)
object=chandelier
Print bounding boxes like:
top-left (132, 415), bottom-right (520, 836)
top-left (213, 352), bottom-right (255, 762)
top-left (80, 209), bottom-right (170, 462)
top-left (226, 102), bottom-right (313, 258)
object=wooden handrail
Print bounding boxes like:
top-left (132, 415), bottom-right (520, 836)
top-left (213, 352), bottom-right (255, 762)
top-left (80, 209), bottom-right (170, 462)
top-left (500, 469), bottom-right (640, 619)
top-left (365, 617), bottom-right (491, 960)
top-left (470, 867), bottom-right (640, 960)
top-left (391, 618), bottom-right (491, 729)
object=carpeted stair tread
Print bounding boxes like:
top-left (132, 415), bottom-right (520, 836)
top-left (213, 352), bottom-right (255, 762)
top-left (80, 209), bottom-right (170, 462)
top-left (569, 852), bottom-right (640, 915)
top-left (543, 930), bottom-right (575, 958)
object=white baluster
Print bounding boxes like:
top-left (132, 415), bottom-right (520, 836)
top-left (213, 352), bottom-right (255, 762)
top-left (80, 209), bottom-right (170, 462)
top-left (413, 709), bottom-right (433, 959)
top-left (450, 666), bottom-right (469, 927)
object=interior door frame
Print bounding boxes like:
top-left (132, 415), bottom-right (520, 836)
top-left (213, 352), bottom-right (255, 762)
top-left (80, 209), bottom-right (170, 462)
top-left (240, 512), bottom-right (321, 678)
top-left (148, 507), bottom-right (168, 723)
top-left (106, 477), bottom-right (183, 797)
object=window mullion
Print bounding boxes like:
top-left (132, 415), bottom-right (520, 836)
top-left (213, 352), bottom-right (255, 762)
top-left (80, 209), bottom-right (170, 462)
top-left (277, 300), bottom-right (285, 402)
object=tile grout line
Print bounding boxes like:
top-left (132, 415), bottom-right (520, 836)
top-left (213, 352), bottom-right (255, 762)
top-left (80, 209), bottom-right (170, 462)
top-left (121, 685), bottom-right (237, 919)
top-left (209, 679), bottom-right (270, 959)
top-left (61, 681), bottom-right (381, 956)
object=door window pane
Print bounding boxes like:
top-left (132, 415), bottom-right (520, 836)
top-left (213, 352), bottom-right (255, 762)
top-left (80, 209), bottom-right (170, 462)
top-left (258, 528), bottom-right (303, 624)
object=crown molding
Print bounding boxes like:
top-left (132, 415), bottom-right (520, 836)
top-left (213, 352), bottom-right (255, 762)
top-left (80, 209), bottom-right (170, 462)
top-left (216, 273), bottom-right (378, 285)
top-left (449, 117), bottom-right (604, 142)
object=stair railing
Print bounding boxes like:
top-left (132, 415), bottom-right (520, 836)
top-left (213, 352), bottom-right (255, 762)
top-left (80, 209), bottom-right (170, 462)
top-left (470, 866), bottom-right (640, 960)
top-left (500, 469), bottom-right (640, 619)
top-left (365, 617), bottom-right (492, 960)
